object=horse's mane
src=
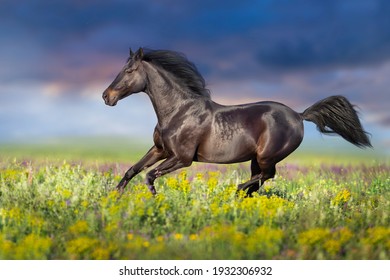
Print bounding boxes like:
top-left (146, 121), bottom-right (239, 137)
top-left (142, 49), bottom-right (211, 98)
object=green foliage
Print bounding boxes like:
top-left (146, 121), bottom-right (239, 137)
top-left (0, 159), bottom-right (389, 260)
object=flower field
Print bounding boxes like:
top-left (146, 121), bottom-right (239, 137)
top-left (0, 155), bottom-right (389, 260)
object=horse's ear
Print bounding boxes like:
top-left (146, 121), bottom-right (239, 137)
top-left (135, 47), bottom-right (144, 60)
top-left (129, 48), bottom-right (134, 58)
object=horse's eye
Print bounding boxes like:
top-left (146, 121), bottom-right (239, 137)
top-left (125, 68), bottom-right (134, 74)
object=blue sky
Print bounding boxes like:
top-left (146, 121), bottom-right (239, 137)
top-left (0, 0), bottom-right (389, 153)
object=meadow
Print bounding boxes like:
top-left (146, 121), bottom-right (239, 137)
top-left (0, 140), bottom-right (389, 260)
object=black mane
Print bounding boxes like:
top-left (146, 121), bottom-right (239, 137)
top-left (142, 49), bottom-right (211, 98)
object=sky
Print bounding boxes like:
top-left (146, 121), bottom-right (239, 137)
top-left (0, 0), bottom-right (389, 153)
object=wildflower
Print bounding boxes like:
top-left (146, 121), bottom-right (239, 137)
top-left (0, 169), bottom-right (21, 182)
top-left (166, 177), bottom-right (179, 189)
top-left (298, 227), bottom-right (354, 257)
top-left (324, 239), bottom-right (342, 256)
top-left (189, 234), bottom-right (198, 241)
top-left (156, 236), bottom-right (165, 242)
top-left (209, 202), bottom-right (220, 217)
top-left (26, 215), bottom-right (45, 235)
top-left (179, 178), bottom-right (191, 193)
top-left (207, 177), bottom-right (218, 189)
top-left (47, 200), bottom-right (55, 208)
top-left (334, 227), bottom-right (353, 244)
top-left (14, 234), bottom-right (52, 259)
top-left (246, 226), bottom-right (284, 257)
top-left (127, 233), bottom-right (134, 240)
top-left (62, 189), bottom-right (72, 199)
top-left (362, 227), bottom-right (390, 246)
top-left (68, 220), bottom-right (89, 235)
top-left (104, 221), bottom-right (118, 233)
top-left (298, 228), bottom-right (331, 246)
top-left (8, 207), bottom-right (22, 223)
top-left (264, 184), bottom-right (273, 193)
top-left (195, 173), bottom-right (204, 181)
top-left (0, 235), bottom-right (14, 259)
top-left (207, 171), bottom-right (220, 190)
top-left (178, 170), bottom-right (187, 181)
top-left (66, 237), bottom-right (99, 259)
top-left (173, 233), bottom-right (184, 240)
top-left (91, 247), bottom-right (110, 260)
top-left (331, 189), bottom-right (351, 206)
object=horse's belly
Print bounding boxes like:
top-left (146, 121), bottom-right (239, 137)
top-left (196, 133), bottom-right (257, 164)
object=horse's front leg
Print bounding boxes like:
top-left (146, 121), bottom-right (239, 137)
top-left (116, 146), bottom-right (167, 193)
top-left (145, 156), bottom-right (191, 195)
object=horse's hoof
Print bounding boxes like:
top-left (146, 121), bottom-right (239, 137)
top-left (148, 185), bottom-right (157, 195)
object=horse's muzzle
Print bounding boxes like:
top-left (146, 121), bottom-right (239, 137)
top-left (102, 88), bottom-right (118, 106)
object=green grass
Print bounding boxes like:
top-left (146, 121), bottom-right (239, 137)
top-left (0, 137), bottom-right (151, 164)
top-left (0, 141), bottom-right (389, 260)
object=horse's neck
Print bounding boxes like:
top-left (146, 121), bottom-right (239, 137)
top-left (143, 62), bottom-right (199, 127)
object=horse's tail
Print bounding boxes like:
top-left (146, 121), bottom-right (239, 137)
top-left (300, 95), bottom-right (372, 148)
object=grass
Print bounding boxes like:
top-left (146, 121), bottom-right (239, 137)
top-left (0, 140), bottom-right (389, 260)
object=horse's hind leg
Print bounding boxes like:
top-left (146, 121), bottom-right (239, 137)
top-left (246, 163), bottom-right (276, 196)
top-left (237, 159), bottom-right (276, 197)
top-left (237, 159), bottom-right (262, 195)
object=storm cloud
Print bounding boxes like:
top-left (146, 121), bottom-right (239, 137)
top-left (0, 0), bottom-right (389, 148)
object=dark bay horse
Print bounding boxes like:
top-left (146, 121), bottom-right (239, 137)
top-left (102, 48), bottom-right (372, 196)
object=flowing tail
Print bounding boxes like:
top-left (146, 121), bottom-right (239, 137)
top-left (301, 95), bottom-right (372, 148)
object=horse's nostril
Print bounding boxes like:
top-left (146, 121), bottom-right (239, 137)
top-left (102, 91), bottom-right (108, 102)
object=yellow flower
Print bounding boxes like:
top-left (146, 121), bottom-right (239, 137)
top-left (323, 239), bottom-right (341, 256)
top-left (156, 236), bottom-right (165, 242)
top-left (66, 237), bottom-right (99, 258)
top-left (179, 179), bottom-right (191, 193)
top-left (0, 169), bottom-right (21, 182)
top-left (81, 200), bottom-right (89, 208)
top-left (91, 247), bottom-right (110, 260)
top-left (127, 233), bottom-right (134, 240)
top-left (195, 173), bottom-right (204, 181)
top-left (335, 227), bottom-right (353, 244)
top-left (189, 234), bottom-right (198, 241)
top-left (68, 220), bottom-right (89, 235)
top-left (14, 234), bottom-right (52, 260)
top-left (47, 200), bottom-right (55, 208)
top-left (298, 227), bottom-right (354, 256)
top-left (62, 189), bottom-right (72, 199)
top-left (166, 177), bottom-right (179, 189)
top-left (298, 228), bottom-right (331, 246)
top-left (104, 221), bottom-right (118, 233)
top-left (0, 235), bottom-right (14, 259)
top-left (246, 226), bottom-right (284, 256)
top-left (207, 177), bottom-right (218, 189)
top-left (178, 170), bottom-right (187, 181)
top-left (264, 184), bottom-right (273, 193)
top-left (173, 233), bottom-right (184, 240)
top-left (362, 227), bottom-right (390, 246)
top-left (332, 189), bottom-right (351, 206)
top-left (8, 207), bottom-right (22, 223)
top-left (207, 171), bottom-right (220, 191)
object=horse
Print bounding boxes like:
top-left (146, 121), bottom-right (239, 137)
top-left (102, 47), bottom-right (372, 196)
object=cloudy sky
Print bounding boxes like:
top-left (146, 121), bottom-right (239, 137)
top-left (0, 0), bottom-right (389, 153)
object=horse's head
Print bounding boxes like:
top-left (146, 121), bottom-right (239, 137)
top-left (102, 48), bottom-right (147, 106)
